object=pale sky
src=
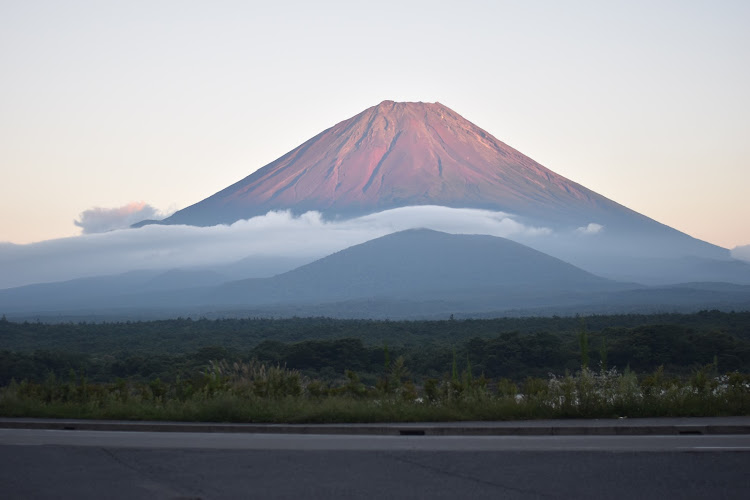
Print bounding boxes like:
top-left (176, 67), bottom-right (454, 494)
top-left (1, 0), bottom-right (748, 248)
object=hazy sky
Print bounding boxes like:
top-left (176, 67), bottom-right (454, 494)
top-left (1, 0), bottom-right (748, 248)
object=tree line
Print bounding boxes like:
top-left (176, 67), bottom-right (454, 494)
top-left (1, 319), bottom-right (749, 386)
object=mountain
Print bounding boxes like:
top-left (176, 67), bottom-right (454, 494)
top-left (4, 229), bottom-right (749, 320)
top-left (156, 101), bottom-right (688, 230)
top-left (147, 100), bottom-right (732, 271)
top-left (210, 228), bottom-right (629, 306)
top-left (160, 100), bottom-right (629, 226)
top-left (5, 102), bottom-right (747, 316)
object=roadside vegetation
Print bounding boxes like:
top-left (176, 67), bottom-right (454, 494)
top-left (1, 311), bottom-right (749, 422)
top-left (1, 358), bottom-right (748, 422)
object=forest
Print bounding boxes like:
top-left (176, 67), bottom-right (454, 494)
top-left (1, 310), bottom-right (749, 385)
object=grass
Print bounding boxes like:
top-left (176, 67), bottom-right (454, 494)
top-left (1, 361), bottom-right (748, 423)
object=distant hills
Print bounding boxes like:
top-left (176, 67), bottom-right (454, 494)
top-left (2, 229), bottom-right (749, 320)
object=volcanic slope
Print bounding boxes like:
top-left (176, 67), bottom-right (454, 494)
top-left (161, 101), bottom-right (654, 229)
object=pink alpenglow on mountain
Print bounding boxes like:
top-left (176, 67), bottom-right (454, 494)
top-left (160, 101), bottom-right (627, 227)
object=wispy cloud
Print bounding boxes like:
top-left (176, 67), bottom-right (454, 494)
top-left (74, 202), bottom-right (169, 234)
top-left (732, 245), bottom-right (750, 263)
top-left (0, 206), bottom-right (549, 289)
top-left (576, 223), bottom-right (604, 235)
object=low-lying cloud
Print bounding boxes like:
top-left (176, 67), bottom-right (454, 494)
top-left (74, 202), bottom-right (168, 234)
top-left (0, 206), bottom-right (550, 289)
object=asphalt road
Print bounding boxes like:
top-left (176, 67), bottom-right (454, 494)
top-left (2, 430), bottom-right (749, 499)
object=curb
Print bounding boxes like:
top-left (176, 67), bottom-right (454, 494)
top-left (1, 419), bottom-right (749, 436)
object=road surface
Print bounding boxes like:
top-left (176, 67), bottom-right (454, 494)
top-left (1, 429), bottom-right (749, 499)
